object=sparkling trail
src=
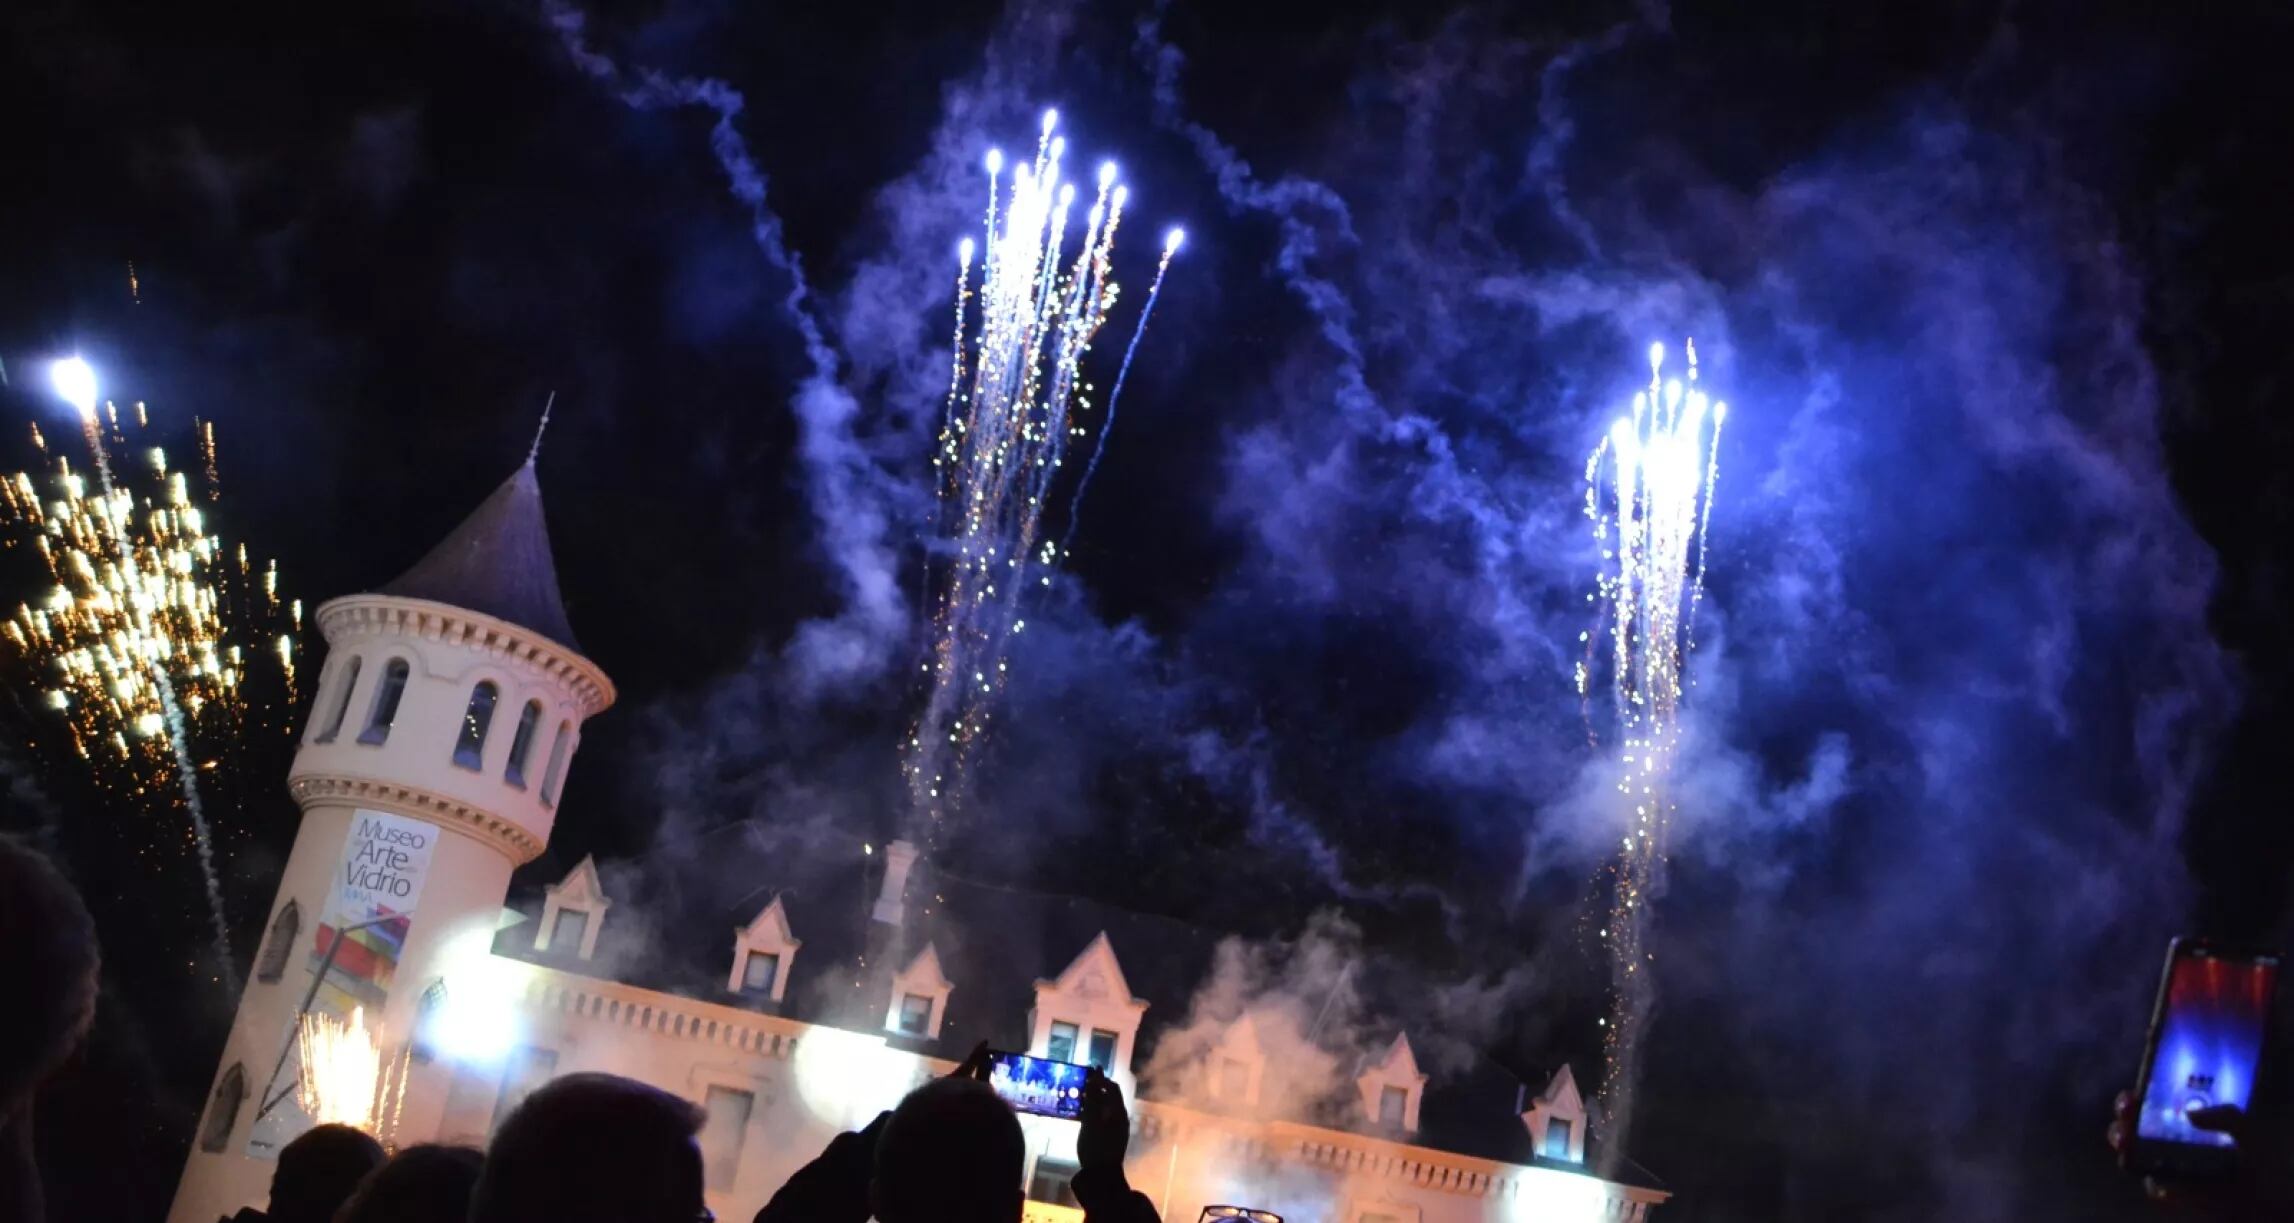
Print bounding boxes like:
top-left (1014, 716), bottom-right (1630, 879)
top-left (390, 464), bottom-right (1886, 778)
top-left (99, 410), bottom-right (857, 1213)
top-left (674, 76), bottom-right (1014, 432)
top-left (1581, 339), bottom-right (1727, 1162)
top-left (904, 112), bottom-right (1181, 837)
top-left (1060, 226), bottom-right (1184, 562)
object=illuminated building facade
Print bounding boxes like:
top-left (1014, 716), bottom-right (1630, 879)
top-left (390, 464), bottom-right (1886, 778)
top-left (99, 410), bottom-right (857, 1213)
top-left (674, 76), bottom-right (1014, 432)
top-left (172, 461), bottom-right (1668, 1223)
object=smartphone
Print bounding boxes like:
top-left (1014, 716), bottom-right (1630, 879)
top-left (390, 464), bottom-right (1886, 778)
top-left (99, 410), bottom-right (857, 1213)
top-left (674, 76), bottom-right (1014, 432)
top-left (984, 1049), bottom-right (1089, 1121)
top-left (2125, 938), bottom-right (2280, 1176)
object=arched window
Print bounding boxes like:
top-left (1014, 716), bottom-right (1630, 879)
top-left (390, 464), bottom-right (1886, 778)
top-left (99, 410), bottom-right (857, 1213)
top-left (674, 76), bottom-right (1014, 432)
top-left (200, 1063), bottom-right (246, 1153)
top-left (358, 657), bottom-right (410, 745)
top-left (453, 681), bottom-right (499, 770)
top-left (540, 720), bottom-right (573, 808)
top-left (505, 700), bottom-right (544, 789)
top-left (312, 656), bottom-right (361, 744)
top-left (255, 900), bottom-right (301, 983)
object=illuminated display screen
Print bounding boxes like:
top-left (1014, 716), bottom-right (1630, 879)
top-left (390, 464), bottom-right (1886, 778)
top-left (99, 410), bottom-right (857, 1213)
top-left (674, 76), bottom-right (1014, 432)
top-left (988, 1051), bottom-right (1090, 1120)
top-left (2136, 950), bottom-right (2278, 1148)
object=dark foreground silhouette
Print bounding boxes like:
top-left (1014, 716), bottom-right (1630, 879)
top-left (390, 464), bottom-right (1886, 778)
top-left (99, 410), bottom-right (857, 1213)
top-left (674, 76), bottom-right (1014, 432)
top-left (471, 1071), bottom-right (708, 1223)
top-left (0, 835), bottom-right (101, 1223)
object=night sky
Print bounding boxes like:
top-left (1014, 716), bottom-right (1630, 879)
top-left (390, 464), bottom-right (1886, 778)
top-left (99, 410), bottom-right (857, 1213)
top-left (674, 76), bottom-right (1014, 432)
top-left (4, 1), bottom-right (2293, 1219)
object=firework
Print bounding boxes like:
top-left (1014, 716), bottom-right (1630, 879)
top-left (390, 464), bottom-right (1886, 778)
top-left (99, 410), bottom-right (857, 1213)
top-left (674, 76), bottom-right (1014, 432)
top-left (0, 358), bottom-right (301, 992)
top-left (1579, 340), bottom-right (1727, 1159)
top-left (904, 111), bottom-right (1181, 832)
top-left (296, 1006), bottom-right (411, 1140)
top-left (1061, 226), bottom-right (1183, 559)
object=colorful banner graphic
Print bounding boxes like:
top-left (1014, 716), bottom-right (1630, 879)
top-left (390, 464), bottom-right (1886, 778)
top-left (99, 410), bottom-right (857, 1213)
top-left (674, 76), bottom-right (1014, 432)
top-left (249, 810), bottom-right (441, 1155)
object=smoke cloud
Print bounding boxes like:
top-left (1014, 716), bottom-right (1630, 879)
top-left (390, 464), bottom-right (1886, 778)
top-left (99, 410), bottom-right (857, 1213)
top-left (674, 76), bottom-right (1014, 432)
top-left (547, 1), bottom-right (910, 699)
top-left (550, 4), bottom-right (2229, 1219)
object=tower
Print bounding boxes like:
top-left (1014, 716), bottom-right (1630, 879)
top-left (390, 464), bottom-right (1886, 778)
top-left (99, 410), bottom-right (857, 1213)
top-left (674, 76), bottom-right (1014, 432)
top-left (170, 459), bottom-right (613, 1222)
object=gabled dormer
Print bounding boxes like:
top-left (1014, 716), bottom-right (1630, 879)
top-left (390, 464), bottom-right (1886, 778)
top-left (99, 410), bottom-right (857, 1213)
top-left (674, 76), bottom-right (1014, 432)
top-left (727, 894), bottom-right (800, 1005)
top-left (1356, 1033), bottom-right (1428, 1134)
top-left (884, 943), bottom-right (953, 1039)
top-left (536, 855), bottom-right (608, 961)
top-left (1207, 1011), bottom-right (1267, 1108)
top-left (1030, 932), bottom-right (1148, 1084)
top-left (1520, 1063), bottom-right (1588, 1163)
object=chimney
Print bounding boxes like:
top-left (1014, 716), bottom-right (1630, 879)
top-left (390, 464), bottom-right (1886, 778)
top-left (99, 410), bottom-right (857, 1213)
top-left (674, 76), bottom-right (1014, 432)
top-left (871, 840), bottom-right (920, 927)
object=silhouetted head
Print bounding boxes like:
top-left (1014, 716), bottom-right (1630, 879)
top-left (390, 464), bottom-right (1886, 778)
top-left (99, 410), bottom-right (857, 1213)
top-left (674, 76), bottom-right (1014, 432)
top-left (470, 1072), bottom-right (706, 1223)
top-left (0, 834), bottom-right (99, 1113)
top-left (267, 1123), bottom-right (386, 1223)
top-left (334, 1143), bottom-right (482, 1223)
top-left (871, 1077), bottom-right (1025, 1223)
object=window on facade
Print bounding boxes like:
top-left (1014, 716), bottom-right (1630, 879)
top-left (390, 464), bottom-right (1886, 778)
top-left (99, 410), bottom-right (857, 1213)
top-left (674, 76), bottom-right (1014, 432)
top-left (313, 657), bottom-right (360, 743)
top-left (1378, 1085), bottom-right (1407, 1127)
top-left (358, 658), bottom-right (410, 745)
top-left (1027, 1156), bottom-right (1081, 1208)
top-left (505, 700), bottom-right (543, 788)
top-left (540, 720), bottom-right (572, 808)
top-left (255, 900), bottom-right (301, 984)
top-left (453, 681), bottom-right (499, 770)
top-left (1217, 1057), bottom-right (1250, 1101)
top-left (493, 1046), bottom-right (558, 1132)
top-left (550, 909), bottom-right (589, 955)
top-left (1545, 1117), bottom-right (1574, 1159)
top-left (742, 951), bottom-right (780, 995)
top-left (1047, 1021), bottom-right (1079, 1063)
top-left (895, 992), bottom-right (932, 1035)
top-left (1087, 1029), bottom-right (1119, 1073)
top-left (702, 1085), bottom-right (755, 1191)
top-left (199, 1063), bottom-right (245, 1152)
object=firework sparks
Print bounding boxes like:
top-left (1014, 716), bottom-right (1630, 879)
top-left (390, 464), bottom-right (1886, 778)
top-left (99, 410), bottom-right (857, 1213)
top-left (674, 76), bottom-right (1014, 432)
top-left (904, 111), bottom-right (1182, 835)
top-left (1061, 225), bottom-right (1183, 559)
top-left (1581, 339), bottom-right (1727, 1160)
top-left (0, 358), bottom-right (301, 993)
top-left (296, 1006), bottom-right (411, 1139)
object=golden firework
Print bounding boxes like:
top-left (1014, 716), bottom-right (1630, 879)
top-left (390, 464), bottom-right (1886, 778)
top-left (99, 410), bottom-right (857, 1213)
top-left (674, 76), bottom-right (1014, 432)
top-left (296, 1006), bottom-right (411, 1141)
top-left (0, 372), bottom-right (299, 787)
top-left (0, 357), bottom-right (300, 993)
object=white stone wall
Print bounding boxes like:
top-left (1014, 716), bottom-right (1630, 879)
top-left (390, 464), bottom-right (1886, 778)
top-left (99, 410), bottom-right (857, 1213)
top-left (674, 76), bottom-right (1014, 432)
top-left (423, 965), bottom-right (1668, 1223)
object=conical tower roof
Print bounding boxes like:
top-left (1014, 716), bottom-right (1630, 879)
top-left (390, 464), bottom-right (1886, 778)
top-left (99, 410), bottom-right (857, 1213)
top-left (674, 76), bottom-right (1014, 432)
top-left (381, 459), bottom-right (582, 651)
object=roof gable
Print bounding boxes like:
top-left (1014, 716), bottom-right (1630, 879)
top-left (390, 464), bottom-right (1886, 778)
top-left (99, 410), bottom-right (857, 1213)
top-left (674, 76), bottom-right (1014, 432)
top-left (1219, 1011), bottom-right (1262, 1058)
top-left (897, 942), bottom-right (951, 992)
top-left (546, 855), bottom-right (609, 910)
top-left (1537, 1064), bottom-right (1584, 1115)
top-left (1370, 1032), bottom-right (1428, 1084)
top-left (1042, 931), bottom-right (1143, 1007)
top-left (740, 894), bottom-right (800, 949)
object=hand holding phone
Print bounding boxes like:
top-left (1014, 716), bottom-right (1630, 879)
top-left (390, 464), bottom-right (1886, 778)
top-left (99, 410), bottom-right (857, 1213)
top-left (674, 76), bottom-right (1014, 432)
top-left (2123, 939), bottom-right (2279, 1179)
top-left (1077, 1071), bottom-right (1129, 1171)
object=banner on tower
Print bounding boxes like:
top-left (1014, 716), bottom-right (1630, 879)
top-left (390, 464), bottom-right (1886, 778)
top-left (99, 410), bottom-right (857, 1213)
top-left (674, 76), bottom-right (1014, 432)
top-left (248, 809), bottom-right (442, 1156)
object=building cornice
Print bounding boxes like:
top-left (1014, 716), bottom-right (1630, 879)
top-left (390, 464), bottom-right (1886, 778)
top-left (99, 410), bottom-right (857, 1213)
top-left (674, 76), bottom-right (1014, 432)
top-left (1120, 1099), bottom-right (1668, 1206)
top-left (316, 594), bottom-right (614, 715)
top-left (1267, 1119), bottom-right (1668, 1205)
top-left (517, 963), bottom-right (812, 1060)
top-left (289, 774), bottom-right (545, 864)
